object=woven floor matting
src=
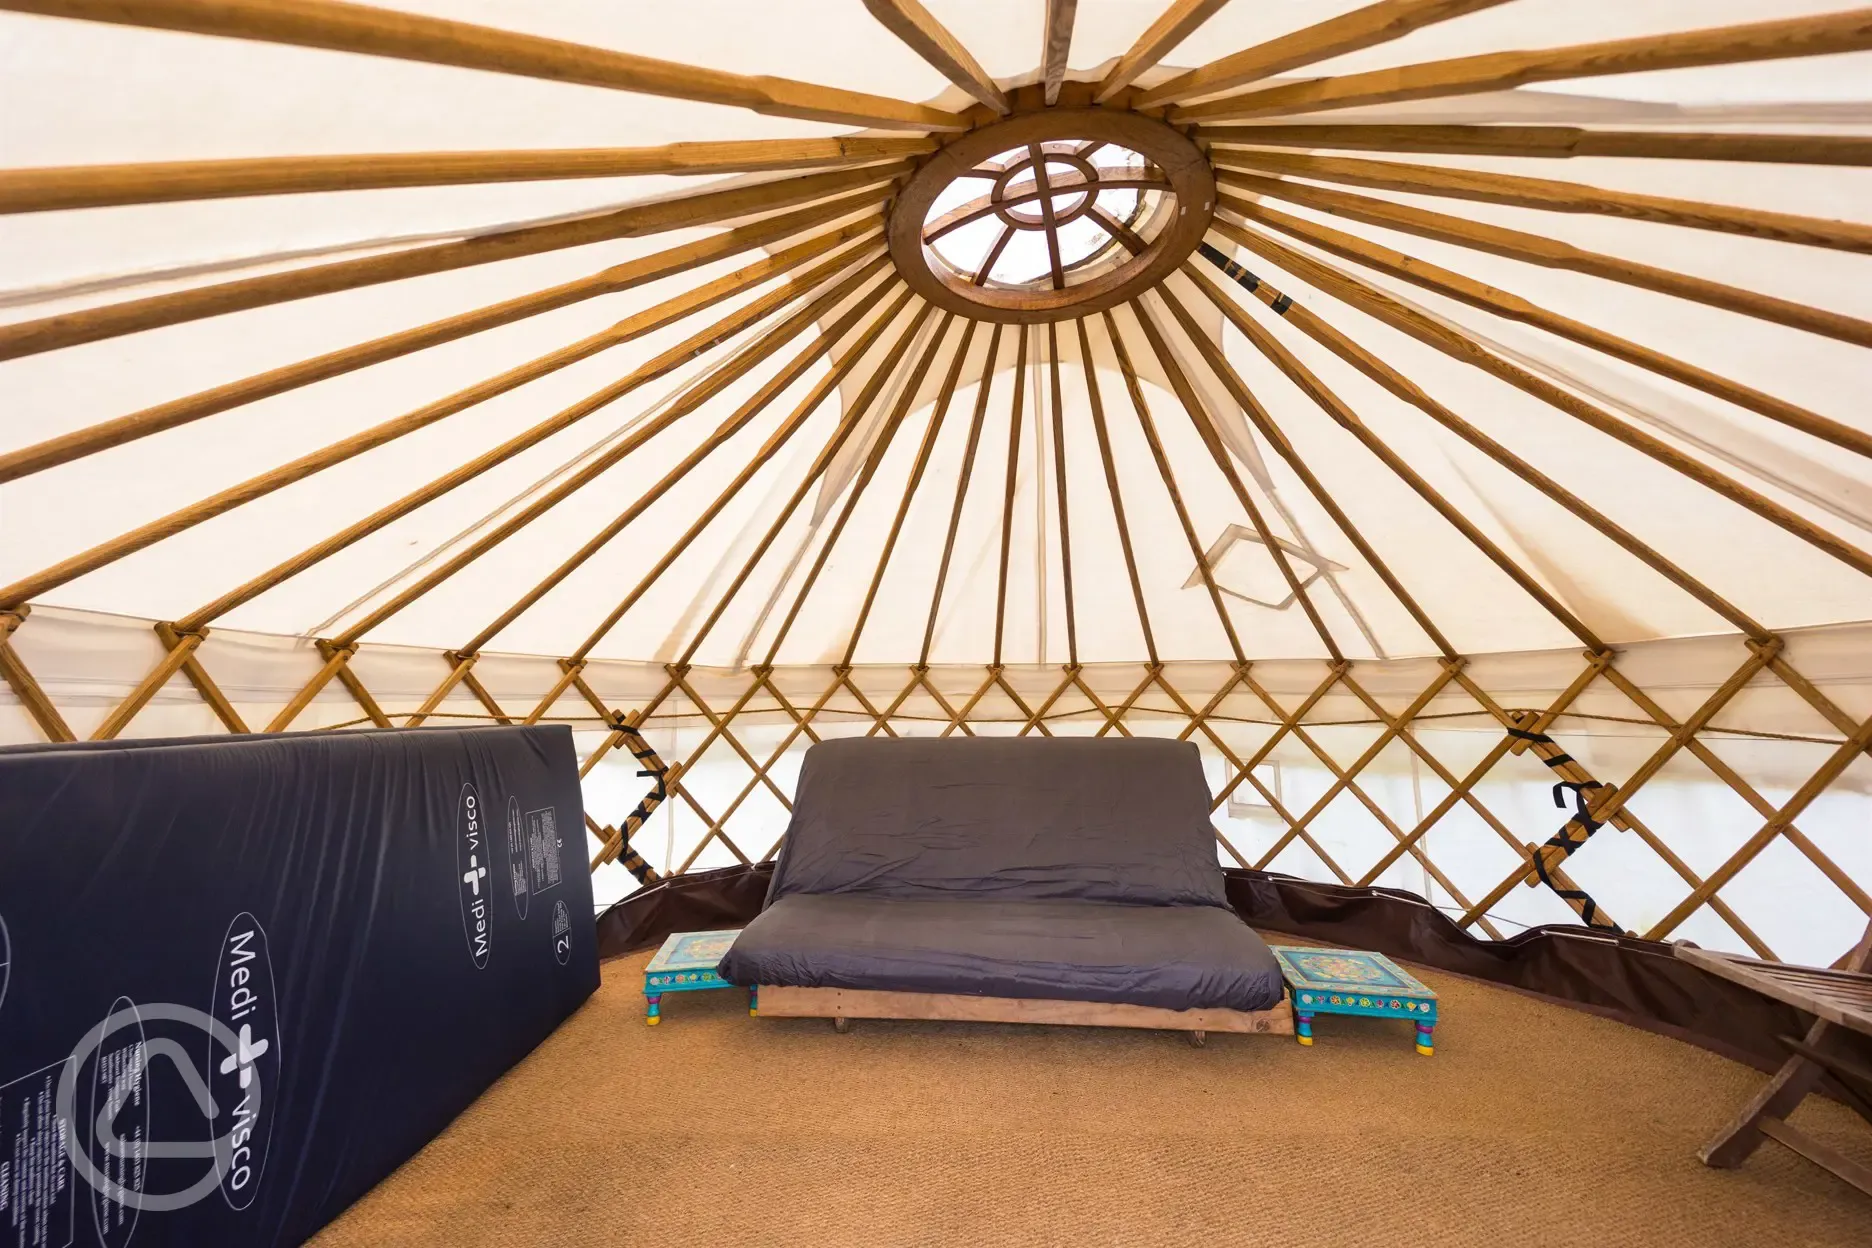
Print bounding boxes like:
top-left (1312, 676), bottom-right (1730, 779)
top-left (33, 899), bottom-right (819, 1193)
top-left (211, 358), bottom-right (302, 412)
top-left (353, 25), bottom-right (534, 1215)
top-left (313, 942), bottom-right (1872, 1246)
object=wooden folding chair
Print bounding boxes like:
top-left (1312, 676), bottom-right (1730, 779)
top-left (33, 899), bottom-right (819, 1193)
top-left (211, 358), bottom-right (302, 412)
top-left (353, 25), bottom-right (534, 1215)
top-left (1675, 918), bottom-right (1872, 1195)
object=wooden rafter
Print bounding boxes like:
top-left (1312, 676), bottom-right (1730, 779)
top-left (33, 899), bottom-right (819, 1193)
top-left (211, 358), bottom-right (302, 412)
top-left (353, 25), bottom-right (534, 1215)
top-left (3, 0), bottom-right (966, 131)
top-left (0, 136), bottom-right (938, 214)
top-left (862, 0), bottom-right (1010, 114)
top-left (582, 302), bottom-right (929, 666)
top-left (1212, 218), bottom-right (1872, 580)
top-left (757, 313), bottom-right (955, 668)
top-left (1215, 149), bottom-right (1872, 255)
top-left (0, 201), bottom-right (884, 482)
top-left (992, 326), bottom-right (1030, 667)
top-left (1102, 307), bottom-right (1246, 665)
top-left (171, 235), bottom-right (886, 633)
top-left (457, 289), bottom-right (917, 661)
top-left (1215, 177), bottom-right (1872, 349)
top-left (1187, 244), bottom-right (1606, 650)
top-left (1173, 7), bottom-right (1872, 123)
top-left (671, 302), bottom-right (936, 670)
top-left (1182, 254), bottom-right (1773, 641)
top-left (1196, 124), bottom-right (1872, 169)
top-left (1132, 297), bottom-right (1343, 662)
top-left (326, 268), bottom-right (903, 650)
top-left (920, 325), bottom-right (1003, 667)
top-left (1073, 317), bottom-right (1157, 665)
top-left (1136, 0), bottom-right (1512, 109)
top-left (844, 320), bottom-right (978, 667)
top-left (1223, 198), bottom-right (1872, 459)
top-left (1041, 0), bottom-right (1078, 106)
top-left (0, 244), bottom-right (889, 616)
top-left (0, 163), bottom-right (907, 362)
top-left (1045, 323), bottom-right (1078, 665)
top-left (1093, 0), bottom-right (1230, 103)
top-left (1155, 280), bottom-right (1455, 658)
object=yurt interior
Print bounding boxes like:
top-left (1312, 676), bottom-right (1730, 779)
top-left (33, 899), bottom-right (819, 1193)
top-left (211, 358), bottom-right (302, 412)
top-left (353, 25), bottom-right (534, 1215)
top-left (5, 1), bottom-right (1872, 1243)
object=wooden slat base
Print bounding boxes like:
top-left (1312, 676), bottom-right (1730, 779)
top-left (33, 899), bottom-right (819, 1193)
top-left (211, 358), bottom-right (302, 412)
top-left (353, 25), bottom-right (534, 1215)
top-left (754, 984), bottom-right (1295, 1035)
top-left (1758, 1116), bottom-right (1872, 1197)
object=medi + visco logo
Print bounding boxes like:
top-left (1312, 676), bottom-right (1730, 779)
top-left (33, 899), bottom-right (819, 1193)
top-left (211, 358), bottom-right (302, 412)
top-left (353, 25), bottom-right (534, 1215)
top-left (457, 783), bottom-right (492, 968)
top-left (208, 912), bottom-right (279, 1209)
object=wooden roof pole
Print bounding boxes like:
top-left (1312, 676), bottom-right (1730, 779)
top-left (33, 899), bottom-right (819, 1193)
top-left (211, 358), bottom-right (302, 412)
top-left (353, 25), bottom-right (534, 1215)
top-left (0, 136), bottom-right (936, 214)
top-left (0, 201), bottom-right (884, 481)
top-left (325, 269), bottom-right (899, 648)
top-left (1183, 254), bottom-right (1772, 643)
top-left (1184, 252), bottom-right (1606, 651)
top-left (862, 0), bottom-right (1010, 114)
top-left (756, 314), bottom-right (957, 668)
top-left (1195, 124), bottom-right (1872, 167)
top-left (1214, 179), bottom-right (1872, 349)
top-left (566, 299), bottom-right (925, 665)
top-left (1131, 297), bottom-right (1345, 663)
top-left (1155, 283), bottom-right (1455, 658)
top-left (3, 0), bottom-right (967, 131)
top-left (1173, 7), bottom-right (1872, 123)
top-left (1135, 0), bottom-right (1511, 108)
top-left (1045, 322), bottom-right (1079, 667)
top-left (1216, 149), bottom-right (1872, 255)
top-left (668, 305), bottom-right (938, 670)
top-left (0, 243), bottom-right (884, 615)
top-left (0, 161), bottom-right (909, 362)
top-left (992, 327), bottom-right (1030, 668)
top-left (1100, 308), bottom-right (1247, 665)
top-left (1216, 219), bottom-right (1872, 581)
top-left (174, 244), bottom-right (886, 634)
top-left (1093, 0), bottom-right (1231, 102)
top-left (1073, 317), bottom-right (1157, 666)
top-left (842, 319), bottom-right (978, 668)
top-left (919, 325), bottom-right (1003, 668)
top-left (1222, 198), bottom-right (1872, 458)
top-left (457, 290), bottom-right (919, 659)
top-left (1041, 0), bottom-right (1078, 106)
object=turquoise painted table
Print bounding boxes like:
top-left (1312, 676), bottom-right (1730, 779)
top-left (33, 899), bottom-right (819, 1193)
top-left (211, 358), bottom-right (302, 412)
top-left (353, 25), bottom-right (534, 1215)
top-left (643, 929), bottom-right (752, 1025)
top-left (1269, 946), bottom-right (1440, 1055)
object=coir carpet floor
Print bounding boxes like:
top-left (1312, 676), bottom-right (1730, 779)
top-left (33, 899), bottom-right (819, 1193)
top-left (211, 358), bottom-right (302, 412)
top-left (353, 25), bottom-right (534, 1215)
top-left (312, 942), bottom-right (1872, 1246)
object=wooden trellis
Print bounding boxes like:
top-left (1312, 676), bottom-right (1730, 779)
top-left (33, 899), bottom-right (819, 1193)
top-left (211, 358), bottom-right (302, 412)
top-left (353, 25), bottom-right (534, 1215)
top-left (4, 0), bottom-right (1872, 965)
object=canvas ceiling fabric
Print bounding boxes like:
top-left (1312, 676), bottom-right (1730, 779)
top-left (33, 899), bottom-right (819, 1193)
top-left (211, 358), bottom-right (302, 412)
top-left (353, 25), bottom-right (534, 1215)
top-left (2, 1), bottom-right (1871, 669)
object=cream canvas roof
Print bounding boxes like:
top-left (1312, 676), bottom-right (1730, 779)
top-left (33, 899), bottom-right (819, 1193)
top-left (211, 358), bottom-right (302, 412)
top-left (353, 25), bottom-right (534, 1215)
top-left (2, 0), bottom-right (1871, 672)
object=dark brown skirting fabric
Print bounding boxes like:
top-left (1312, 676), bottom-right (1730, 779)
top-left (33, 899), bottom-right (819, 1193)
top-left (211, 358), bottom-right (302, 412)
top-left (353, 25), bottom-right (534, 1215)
top-left (595, 864), bottom-right (1870, 1101)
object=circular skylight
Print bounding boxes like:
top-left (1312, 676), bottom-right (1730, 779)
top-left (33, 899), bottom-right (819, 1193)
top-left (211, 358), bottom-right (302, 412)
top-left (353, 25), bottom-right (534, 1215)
top-left (920, 142), bottom-right (1173, 292)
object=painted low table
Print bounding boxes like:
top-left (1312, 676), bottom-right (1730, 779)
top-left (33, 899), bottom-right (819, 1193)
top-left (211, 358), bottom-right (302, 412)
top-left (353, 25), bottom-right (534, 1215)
top-left (643, 929), bottom-right (752, 1025)
top-left (1269, 946), bottom-right (1439, 1055)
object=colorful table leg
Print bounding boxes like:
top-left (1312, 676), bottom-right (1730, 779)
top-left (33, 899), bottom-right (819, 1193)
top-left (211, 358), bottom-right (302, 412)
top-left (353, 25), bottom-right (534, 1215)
top-left (1415, 1021), bottom-right (1434, 1056)
top-left (1296, 1010), bottom-right (1314, 1046)
top-left (749, 985), bottom-right (759, 1017)
top-left (646, 992), bottom-right (661, 1026)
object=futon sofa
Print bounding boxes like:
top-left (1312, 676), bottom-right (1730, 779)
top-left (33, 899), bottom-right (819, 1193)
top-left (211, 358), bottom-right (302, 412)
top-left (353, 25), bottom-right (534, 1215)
top-left (718, 737), bottom-right (1289, 1034)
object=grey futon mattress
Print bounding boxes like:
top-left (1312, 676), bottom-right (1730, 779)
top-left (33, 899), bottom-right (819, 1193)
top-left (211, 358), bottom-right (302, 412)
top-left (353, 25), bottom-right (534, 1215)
top-left (718, 894), bottom-right (1285, 1013)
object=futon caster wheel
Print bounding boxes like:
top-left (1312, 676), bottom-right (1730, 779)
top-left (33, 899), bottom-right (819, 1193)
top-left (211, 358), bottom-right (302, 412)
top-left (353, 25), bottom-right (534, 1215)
top-left (1188, 1030), bottom-right (1206, 1048)
top-left (833, 1016), bottom-right (850, 1034)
